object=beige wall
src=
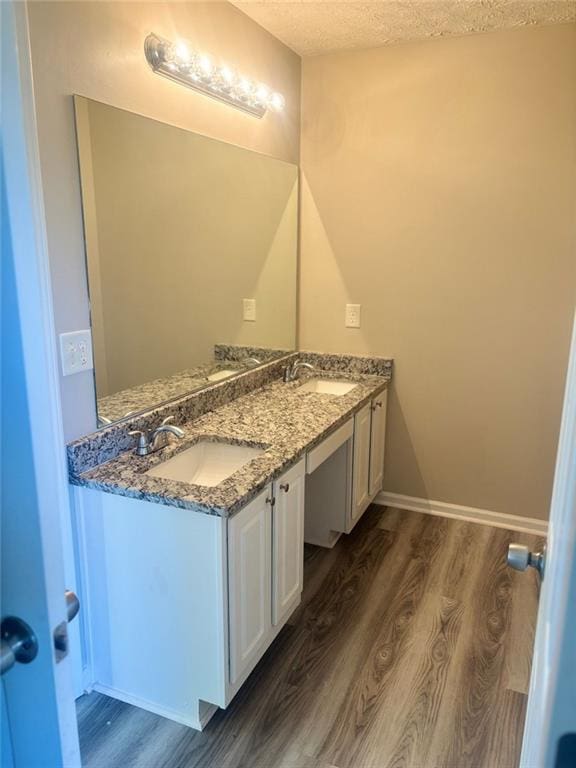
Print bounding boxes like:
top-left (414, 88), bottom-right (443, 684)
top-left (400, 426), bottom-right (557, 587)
top-left (300, 23), bottom-right (576, 521)
top-left (27, 0), bottom-right (301, 439)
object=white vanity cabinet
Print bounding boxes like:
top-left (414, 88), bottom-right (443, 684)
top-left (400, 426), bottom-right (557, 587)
top-left (272, 459), bottom-right (306, 627)
top-left (228, 457), bottom-right (305, 685)
top-left (369, 390), bottom-right (388, 497)
top-left (71, 391), bottom-right (386, 730)
top-left (74, 456), bottom-right (306, 731)
top-left (351, 392), bottom-right (388, 524)
top-left (352, 391), bottom-right (388, 522)
top-left (304, 388), bottom-right (388, 546)
top-left (351, 403), bottom-right (372, 523)
top-left (228, 490), bottom-right (272, 684)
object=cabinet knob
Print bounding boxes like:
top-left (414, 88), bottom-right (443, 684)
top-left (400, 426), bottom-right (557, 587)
top-left (371, 402), bottom-right (382, 411)
top-left (280, 483), bottom-right (290, 493)
top-left (266, 496), bottom-right (276, 507)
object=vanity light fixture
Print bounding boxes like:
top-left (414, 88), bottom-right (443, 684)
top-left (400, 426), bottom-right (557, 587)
top-left (144, 33), bottom-right (285, 118)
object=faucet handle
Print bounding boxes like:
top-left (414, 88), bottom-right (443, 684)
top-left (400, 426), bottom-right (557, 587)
top-left (161, 416), bottom-right (175, 426)
top-left (129, 430), bottom-right (149, 456)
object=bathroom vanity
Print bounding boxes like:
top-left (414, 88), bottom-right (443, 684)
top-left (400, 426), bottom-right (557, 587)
top-left (69, 355), bottom-right (390, 730)
top-left (65, 93), bottom-right (392, 733)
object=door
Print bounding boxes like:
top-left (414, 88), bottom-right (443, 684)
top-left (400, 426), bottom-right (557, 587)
top-left (228, 489), bottom-right (272, 684)
top-left (517, 311), bottom-right (576, 768)
top-left (1, 2), bottom-right (81, 765)
top-left (369, 391), bottom-right (388, 497)
top-left (272, 459), bottom-right (306, 626)
top-left (352, 403), bottom-right (372, 523)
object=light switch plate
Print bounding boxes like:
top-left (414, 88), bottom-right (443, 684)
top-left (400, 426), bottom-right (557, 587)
top-left (243, 298), bottom-right (256, 322)
top-left (345, 304), bottom-right (361, 328)
top-left (59, 330), bottom-right (94, 376)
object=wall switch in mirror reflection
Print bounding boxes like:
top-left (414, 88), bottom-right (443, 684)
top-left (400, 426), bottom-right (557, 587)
top-left (243, 298), bottom-right (256, 322)
top-left (59, 330), bottom-right (94, 376)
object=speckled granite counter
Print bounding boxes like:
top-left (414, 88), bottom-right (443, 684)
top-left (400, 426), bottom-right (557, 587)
top-left (97, 346), bottom-right (291, 424)
top-left (97, 361), bottom-right (252, 423)
top-left (71, 369), bottom-right (389, 518)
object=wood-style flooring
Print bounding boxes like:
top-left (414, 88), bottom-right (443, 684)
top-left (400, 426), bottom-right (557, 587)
top-left (77, 506), bottom-right (543, 768)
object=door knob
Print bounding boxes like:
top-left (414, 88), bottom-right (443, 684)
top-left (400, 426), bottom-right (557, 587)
top-left (0, 616), bottom-right (39, 676)
top-left (507, 543), bottom-right (546, 578)
top-left (65, 590), bottom-right (80, 622)
top-left (54, 590), bottom-right (80, 662)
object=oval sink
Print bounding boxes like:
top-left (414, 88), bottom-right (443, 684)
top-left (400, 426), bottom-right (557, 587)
top-left (206, 369), bottom-right (237, 383)
top-left (298, 379), bottom-right (358, 396)
top-left (146, 441), bottom-right (264, 487)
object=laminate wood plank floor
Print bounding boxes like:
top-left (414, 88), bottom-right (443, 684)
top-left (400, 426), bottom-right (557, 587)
top-left (77, 506), bottom-right (542, 768)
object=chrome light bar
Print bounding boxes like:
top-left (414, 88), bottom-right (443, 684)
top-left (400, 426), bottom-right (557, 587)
top-left (144, 33), bottom-right (285, 119)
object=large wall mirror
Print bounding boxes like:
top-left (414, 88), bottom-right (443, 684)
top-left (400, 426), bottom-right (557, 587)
top-left (74, 97), bottom-right (298, 427)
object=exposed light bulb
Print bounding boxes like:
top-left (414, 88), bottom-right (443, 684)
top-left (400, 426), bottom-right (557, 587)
top-left (238, 78), bottom-right (254, 100)
top-left (255, 83), bottom-right (271, 105)
top-left (174, 41), bottom-right (191, 64)
top-left (269, 92), bottom-right (285, 112)
top-left (219, 65), bottom-right (236, 90)
top-left (197, 54), bottom-right (213, 78)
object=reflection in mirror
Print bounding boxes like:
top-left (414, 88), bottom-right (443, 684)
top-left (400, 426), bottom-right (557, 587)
top-left (74, 97), bottom-right (298, 428)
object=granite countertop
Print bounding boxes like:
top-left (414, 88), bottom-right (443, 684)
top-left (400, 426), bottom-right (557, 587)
top-left (97, 360), bottom-right (259, 423)
top-left (72, 370), bottom-right (389, 517)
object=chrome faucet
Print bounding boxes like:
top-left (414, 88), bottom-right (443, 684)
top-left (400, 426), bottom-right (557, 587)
top-left (129, 416), bottom-right (185, 456)
top-left (244, 357), bottom-right (261, 365)
top-left (283, 361), bottom-right (315, 383)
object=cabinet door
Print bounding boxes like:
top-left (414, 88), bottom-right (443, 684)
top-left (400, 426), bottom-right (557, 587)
top-left (369, 390), bottom-right (388, 497)
top-left (228, 489), bottom-right (272, 684)
top-left (352, 403), bottom-right (372, 523)
top-left (272, 459), bottom-right (306, 626)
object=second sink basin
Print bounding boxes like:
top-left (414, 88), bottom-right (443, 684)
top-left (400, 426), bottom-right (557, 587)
top-left (206, 369), bottom-right (237, 383)
top-left (298, 378), bottom-right (358, 396)
top-left (146, 441), bottom-right (264, 487)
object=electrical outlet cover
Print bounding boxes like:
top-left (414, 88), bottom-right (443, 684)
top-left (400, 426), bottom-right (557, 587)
top-left (345, 304), bottom-right (361, 329)
top-left (59, 330), bottom-right (94, 376)
top-left (243, 298), bottom-right (256, 322)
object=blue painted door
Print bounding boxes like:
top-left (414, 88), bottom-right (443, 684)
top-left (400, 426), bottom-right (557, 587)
top-left (1, 3), bottom-right (81, 765)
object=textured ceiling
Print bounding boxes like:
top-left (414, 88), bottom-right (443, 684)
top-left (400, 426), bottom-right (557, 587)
top-left (232, 0), bottom-right (576, 55)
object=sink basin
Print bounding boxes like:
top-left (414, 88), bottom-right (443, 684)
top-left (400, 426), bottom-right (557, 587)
top-left (146, 441), bottom-right (264, 487)
top-left (298, 378), bottom-right (358, 396)
top-left (206, 369), bottom-right (237, 383)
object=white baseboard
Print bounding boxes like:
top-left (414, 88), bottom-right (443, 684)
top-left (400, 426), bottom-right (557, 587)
top-left (375, 491), bottom-right (548, 537)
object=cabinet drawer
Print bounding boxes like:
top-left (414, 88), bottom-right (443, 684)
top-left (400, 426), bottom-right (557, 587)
top-left (306, 418), bottom-right (354, 474)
